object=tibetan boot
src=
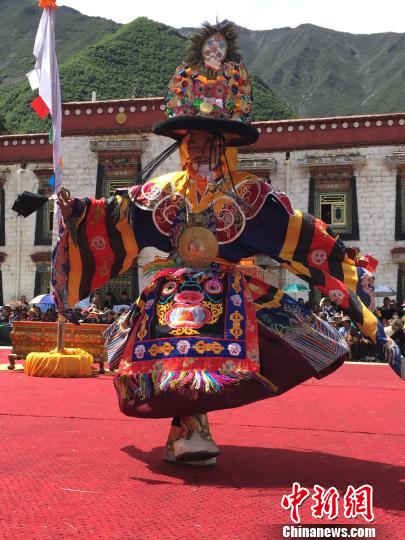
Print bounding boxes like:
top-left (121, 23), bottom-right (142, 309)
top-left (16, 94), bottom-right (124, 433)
top-left (164, 414), bottom-right (219, 465)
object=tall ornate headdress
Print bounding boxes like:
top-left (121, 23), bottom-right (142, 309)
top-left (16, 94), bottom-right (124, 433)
top-left (153, 22), bottom-right (259, 147)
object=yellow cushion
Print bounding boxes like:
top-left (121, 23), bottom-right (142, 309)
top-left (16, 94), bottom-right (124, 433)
top-left (24, 348), bottom-right (93, 377)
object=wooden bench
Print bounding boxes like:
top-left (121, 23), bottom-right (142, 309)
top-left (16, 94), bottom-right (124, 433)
top-left (8, 321), bottom-right (109, 374)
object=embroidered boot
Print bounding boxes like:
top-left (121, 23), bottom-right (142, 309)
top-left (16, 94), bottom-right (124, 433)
top-left (164, 414), bottom-right (219, 465)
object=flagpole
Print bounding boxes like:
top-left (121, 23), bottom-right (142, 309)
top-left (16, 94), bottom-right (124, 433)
top-left (29, 0), bottom-right (66, 351)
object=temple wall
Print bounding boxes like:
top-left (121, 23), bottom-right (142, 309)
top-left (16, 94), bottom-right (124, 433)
top-left (1, 131), bottom-right (404, 305)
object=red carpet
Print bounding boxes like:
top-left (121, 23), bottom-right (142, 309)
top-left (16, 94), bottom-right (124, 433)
top-left (0, 348), bottom-right (404, 539)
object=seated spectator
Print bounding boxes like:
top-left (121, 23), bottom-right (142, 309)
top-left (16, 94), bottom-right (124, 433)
top-left (312, 304), bottom-right (321, 316)
top-left (27, 308), bottom-right (41, 321)
top-left (351, 330), bottom-right (370, 361)
top-left (33, 306), bottom-right (42, 319)
top-left (327, 317), bottom-right (338, 328)
top-left (103, 310), bottom-right (116, 324)
top-left (0, 306), bottom-right (13, 325)
top-left (378, 297), bottom-right (394, 321)
top-left (339, 316), bottom-right (369, 360)
top-left (9, 307), bottom-right (21, 323)
top-left (90, 291), bottom-right (102, 310)
top-left (381, 317), bottom-right (389, 328)
top-left (119, 291), bottom-right (131, 306)
top-left (338, 316), bottom-right (352, 339)
top-left (81, 310), bottom-right (100, 324)
top-left (43, 306), bottom-right (57, 322)
top-left (390, 319), bottom-right (405, 355)
top-left (103, 292), bottom-right (117, 310)
top-left (19, 295), bottom-right (30, 309)
top-left (320, 296), bottom-right (335, 317)
top-left (389, 300), bottom-right (402, 317)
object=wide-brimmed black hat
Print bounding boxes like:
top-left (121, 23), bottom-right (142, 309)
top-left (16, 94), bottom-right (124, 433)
top-left (153, 116), bottom-right (259, 147)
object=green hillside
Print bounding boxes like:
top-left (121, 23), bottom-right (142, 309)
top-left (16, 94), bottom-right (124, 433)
top-left (0, 0), bottom-right (120, 86)
top-left (0, 17), bottom-right (295, 134)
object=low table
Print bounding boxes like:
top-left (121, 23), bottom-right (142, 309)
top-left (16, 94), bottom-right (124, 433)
top-left (8, 321), bottom-right (109, 374)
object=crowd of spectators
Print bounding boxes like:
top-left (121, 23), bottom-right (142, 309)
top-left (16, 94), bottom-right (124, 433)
top-left (1, 290), bottom-right (404, 362)
top-left (0, 290), bottom-right (133, 328)
top-left (303, 295), bottom-right (405, 361)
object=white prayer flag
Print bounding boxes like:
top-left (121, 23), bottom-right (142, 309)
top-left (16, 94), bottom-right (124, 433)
top-left (26, 69), bottom-right (40, 91)
top-left (31, 7), bottom-right (63, 194)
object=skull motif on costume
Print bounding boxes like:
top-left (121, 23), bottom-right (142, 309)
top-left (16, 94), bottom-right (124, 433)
top-left (91, 235), bottom-right (106, 251)
top-left (176, 340), bottom-right (191, 354)
top-left (310, 249), bottom-right (327, 266)
top-left (134, 344), bottom-right (146, 359)
top-left (227, 343), bottom-right (242, 356)
top-left (230, 294), bottom-right (242, 306)
top-left (329, 289), bottom-right (345, 305)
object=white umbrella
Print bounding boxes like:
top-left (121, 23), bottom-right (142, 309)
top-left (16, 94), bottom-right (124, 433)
top-left (112, 304), bottom-right (131, 313)
top-left (374, 286), bottom-right (396, 297)
top-left (30, 294), bottom-right (55, 304)
top-left (74, 298), bottom-right (91, 309)
top-left (30, 294), bottom-right (56, 312)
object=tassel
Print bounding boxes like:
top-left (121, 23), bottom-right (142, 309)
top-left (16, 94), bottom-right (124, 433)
top-left (115, 369), bottom-right (257, 401)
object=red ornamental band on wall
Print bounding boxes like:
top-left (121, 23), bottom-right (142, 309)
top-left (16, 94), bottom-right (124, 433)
top-left (2, 104), bottom-right (405, 165)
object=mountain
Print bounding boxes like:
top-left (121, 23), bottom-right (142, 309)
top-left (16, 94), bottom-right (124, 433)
top-left (217, 23), bottom-right (405, 117)
top-left (179, 23), bottom-right (405, 117)
top-left (0, 17), bottom-right (295, 134)
top-left (0, 0), bottom-right (120, 86)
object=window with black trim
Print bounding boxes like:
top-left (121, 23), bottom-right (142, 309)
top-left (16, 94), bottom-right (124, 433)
top-left (395, 166), bottom-right (405, 240)
top-left (35, 195), bottom-right (53, 245)
top-left (0, 183), bottom-right (5, 246)
top-left (34, 262), bottom-right (51, 295)
top-left (96, 175), bottom-right (139, 303)
top-left (308, 166), bottom-right (359, 241)
top-left (107, 179), bottom-right (131, 196)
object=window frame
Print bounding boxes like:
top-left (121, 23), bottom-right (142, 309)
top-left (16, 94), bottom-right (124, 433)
top-left (34, 262), bottom-right (51, 296)
top-left (0, 185), bottom-right (5, 246)
top-left (34, 194), bottom-right (53, 246)
top-left (318, 192), bottom-right (349, 230)
top-left (395, 169), bottom-right (405, 240)
top-left (308, 171), bottom-right (359, 241)
top-left (95, 167), bottom-right (141, 302)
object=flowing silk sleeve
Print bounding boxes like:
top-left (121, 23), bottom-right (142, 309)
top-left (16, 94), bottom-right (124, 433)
top-left (52, 194), bottom-right (140, 309)
top-left (252, 191), bottom-right (402, 377)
